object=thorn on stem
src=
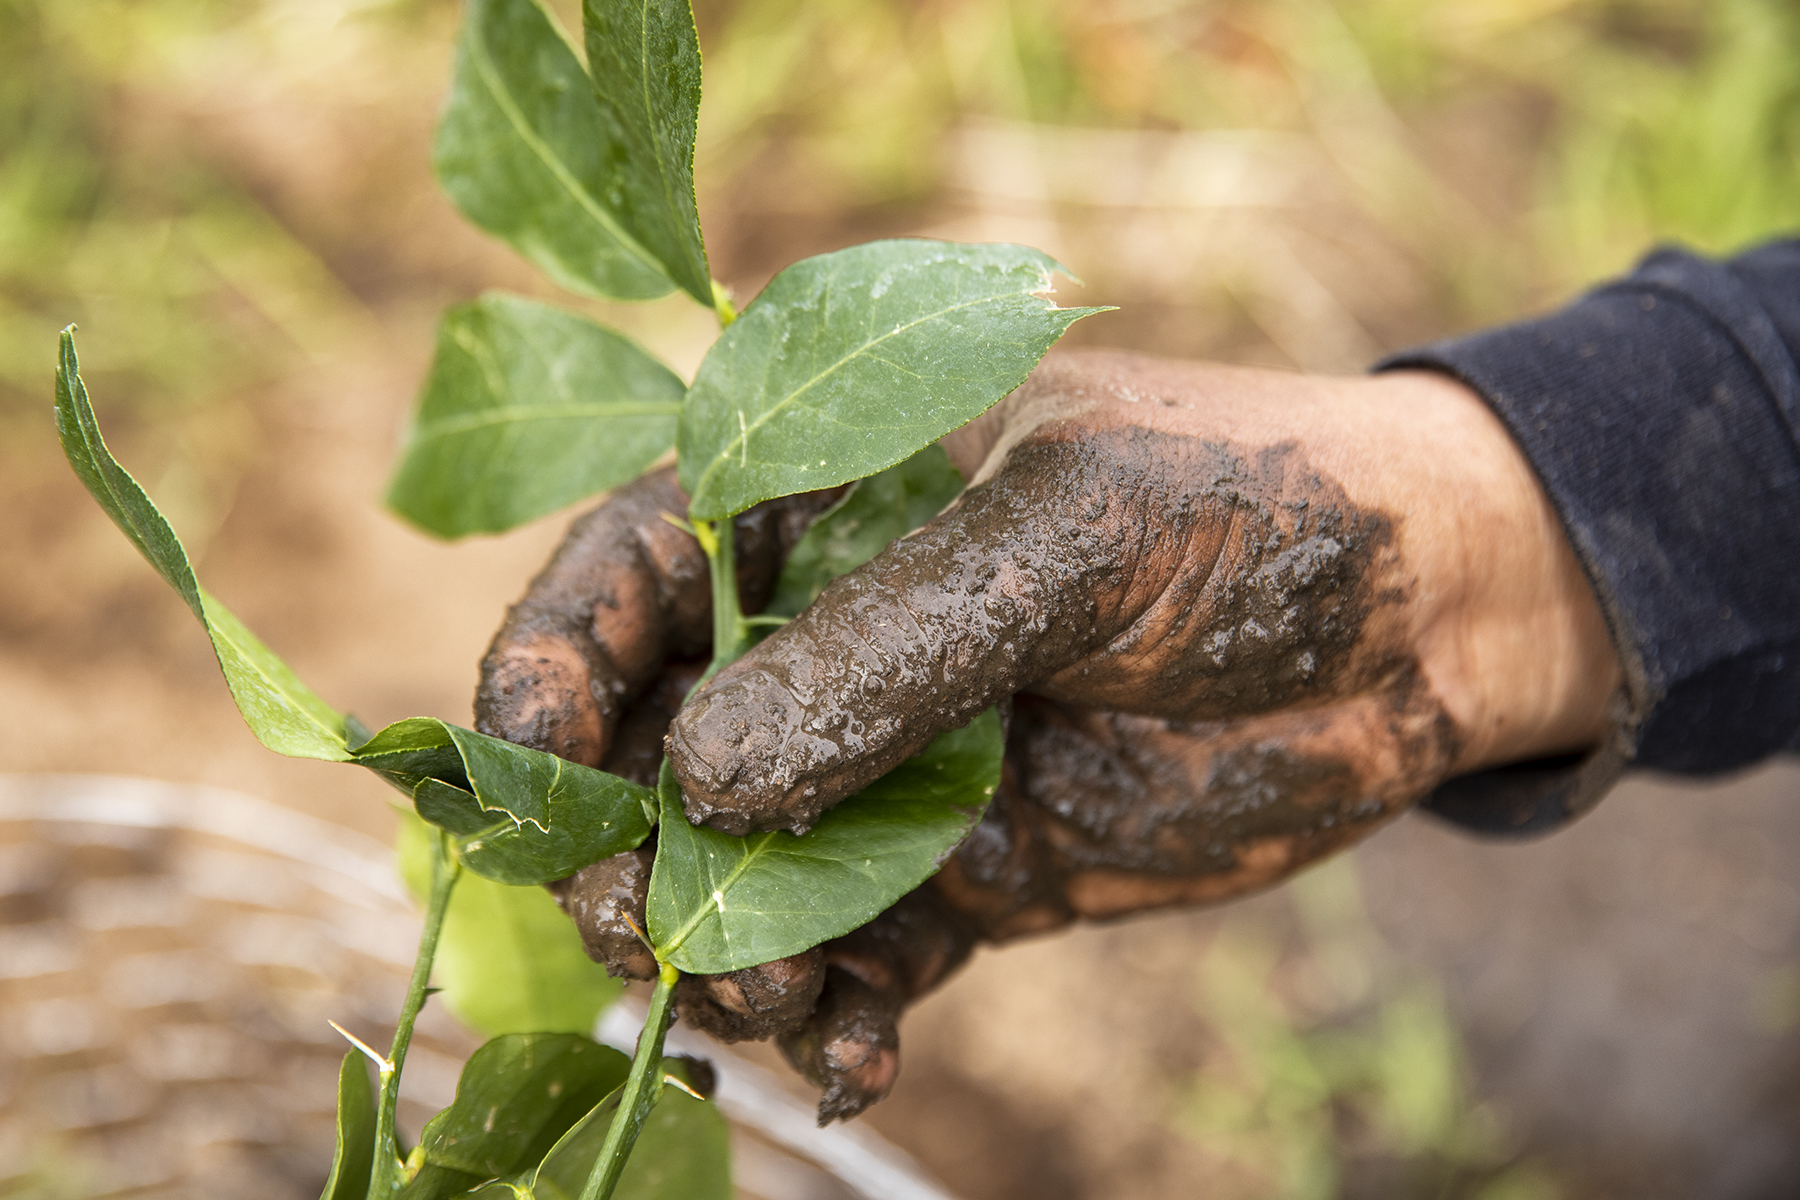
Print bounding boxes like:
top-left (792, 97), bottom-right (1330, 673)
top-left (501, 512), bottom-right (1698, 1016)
top-left (329, 1020), bottom-right (392, 1072)
top-left (620, 910), bottom-right (657, 957)
top-left (662, 1073), bottom-right (706, 1101)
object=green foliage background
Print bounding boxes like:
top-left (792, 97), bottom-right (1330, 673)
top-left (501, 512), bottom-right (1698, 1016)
top-left (7, 0), bottom-right (1796, 441)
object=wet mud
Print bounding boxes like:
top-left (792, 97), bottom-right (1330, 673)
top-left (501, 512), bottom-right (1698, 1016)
top-left (548, 846), bottom-right (659, 981)
top-left (970, 673), bottom-right (1456, 926)
top-left (668, 426), bottom-right (1403, 835)
top-left (676, 949), bottom-right (826, 1043)
top-left (511, 417), bottom-right (1469, 1127)
top-left (474, 468), bottom-right (840, 769)
top-left (779, 967), bottom-right (904, 1125)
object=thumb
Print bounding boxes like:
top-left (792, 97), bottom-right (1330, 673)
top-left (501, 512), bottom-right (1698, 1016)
top-left (667, 432), bottom-right (1137, 834)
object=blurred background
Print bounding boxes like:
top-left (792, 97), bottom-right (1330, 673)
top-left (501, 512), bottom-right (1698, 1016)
top-left (2, 0), bottom-right (1798, 1196)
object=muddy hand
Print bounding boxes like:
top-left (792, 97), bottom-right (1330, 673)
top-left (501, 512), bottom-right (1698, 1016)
top-left (479, 470), bottom-right (844, 1062)
top-left (665, 350), bottom-right (1620, 836)
top-left (488, 349), bottom-right (1623, 1124)
top-left (658, 349), bottom-right (1620, 1121)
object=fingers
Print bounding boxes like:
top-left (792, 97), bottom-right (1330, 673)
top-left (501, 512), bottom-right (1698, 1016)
top-left (667, 416), bottom-right (1403, 835)
top-left (966, 678), bottom-right (1457, 924)
top-left (778, 968), bottom-right (901, 1126)
top-left (476, 469), bottom-right (843, 768)
top-left (549, 846), bottom-right (659, 981)
top-left (666, 431), bottom-right (1144, 834)
top-left (924, 755), bottom-right (1075, 942)
top-left (777, 887), bottom-right (978, 1123)
top-left (675, 949), bottom-right (826, 1043)
top-left (476, 468), bottom-right (704, 767)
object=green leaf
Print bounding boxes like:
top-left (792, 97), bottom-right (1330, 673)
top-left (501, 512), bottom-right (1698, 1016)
top-left (445, 723), bottom-right (651, 843)
top-left (354, 717), bottom-right (656, 870)
top-left (648, 709), bottom-right (1003, 973)
top-left (399, 1034), bottom-right (631, 1200)
top-left (54, 328), bottom-right (352, 761)
top-left (398, 813), bottom-right (625, 1039)
top-left (413, 778), bottom-right (499, 838)
top-left (354, 717), bottom-right (469, 794)
top-left (608, 1086), bottom-right (729, 1200)
top-left (766, 443), bottom-right (965, 618)
top-left (319, 1052), bottom-right (377, 1200)
top-left (387, 295), bottom-right (684, 539)
top-left (413, 774), bottom-right (655, 886)
top-left (581, 0), bottom-right (712, 307)
top-left (433, 0), bottom-right (684, 301)
top-left (492, 1059), bottom-right (728, 1200)
top-left (677, 240), bottom-right (1108, 520)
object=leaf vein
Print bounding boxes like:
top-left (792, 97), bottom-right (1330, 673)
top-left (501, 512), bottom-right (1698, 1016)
top-left (466, 14), bottom-right (667, 281)
top-left (692, 290), bottom-right (1030, 502)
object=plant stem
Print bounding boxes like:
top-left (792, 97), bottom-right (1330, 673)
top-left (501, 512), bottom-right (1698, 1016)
top-left (711, 280), bottom-right (737, 327)
top-left (697, 518), bottom-right (749, 665)
top-left (575, 521), bottom-right (750, 1196)
top-left (578, 962), bottom-right (680, 1200)
top-left (371, 828), bottom-right (460, 1199)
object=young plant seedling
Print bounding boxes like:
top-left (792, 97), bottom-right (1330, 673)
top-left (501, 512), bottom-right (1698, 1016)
top-left (55, 0), bottom-right (1109, 1195)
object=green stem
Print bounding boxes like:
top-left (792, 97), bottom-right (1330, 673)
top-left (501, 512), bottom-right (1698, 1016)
top-left (711, 280), bottom-right (737, 327)
top-left (696, 518), bottom-right (749, 665)
top-left (578, 962), bottom-right (680, 1200)
top-left (371, 828), bottom-right (460, 1199)
top-left (575, 518), bottom-right (752, 1196)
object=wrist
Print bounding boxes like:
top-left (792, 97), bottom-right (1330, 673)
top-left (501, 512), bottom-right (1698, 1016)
top-left (1368, 369), bottom-right (1622, 773)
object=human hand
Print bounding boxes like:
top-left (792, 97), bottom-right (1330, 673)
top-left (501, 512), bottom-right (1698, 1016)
top-left (475, 349), bottom-right (1621, 1121)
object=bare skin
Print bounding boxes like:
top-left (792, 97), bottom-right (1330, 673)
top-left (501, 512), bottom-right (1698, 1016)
top-left (478, 350), bottom-right (1622, 1123)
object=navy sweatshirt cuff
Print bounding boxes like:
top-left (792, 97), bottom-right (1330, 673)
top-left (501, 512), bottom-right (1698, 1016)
top-left (1377, 240), bottom-right (1800, 835)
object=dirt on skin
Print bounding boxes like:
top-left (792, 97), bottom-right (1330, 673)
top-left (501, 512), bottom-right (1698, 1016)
top-left (474, 468), bottom-right (841, 769)
top-left (665, 425), bottom-right (1452, 837)
top-left (534, 420), bottom-right (1464, 1122)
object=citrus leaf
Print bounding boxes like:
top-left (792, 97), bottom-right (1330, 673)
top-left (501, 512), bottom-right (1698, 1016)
top-left (677, 240), bottom-right (1108, 520)
top-left (582, 0), bottom-right (712, 306)
top-left (387, 295), bottom-right (684, 539)
top-left (398, 813), bottom-right (625, 1039)
top-left (352, 716), bottom-right (469, 794)
top-left (648, 709), bottom-right (1003, 973)
top-left (766, 443), bottom-right (965, 618)
top-left (398, 1034), bottom-right (630, 1200)
top-left (411, 778), bottom-right (497, 838)
top-left (354, 719), bottom-right (658, 888)
top-left (357, 718), bottom-right (655, 876)
top-left (54, 328), bottom-right (352, 761)
top-left (433, 0), bottom-right (678, 301)
top-left (414, 775), bottom-right (656, 886)
top-left (58, 328), bottom-right (654, 871)
top-left (318, 1052), bottom-right (377, 1200)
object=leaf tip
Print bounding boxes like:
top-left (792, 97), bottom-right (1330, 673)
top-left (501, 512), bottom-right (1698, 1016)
top-left (56, 325), bottom-right (81, 386)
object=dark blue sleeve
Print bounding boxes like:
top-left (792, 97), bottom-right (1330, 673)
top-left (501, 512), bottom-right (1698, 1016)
top-left (1377, 238), bottom-right (1800, 836)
